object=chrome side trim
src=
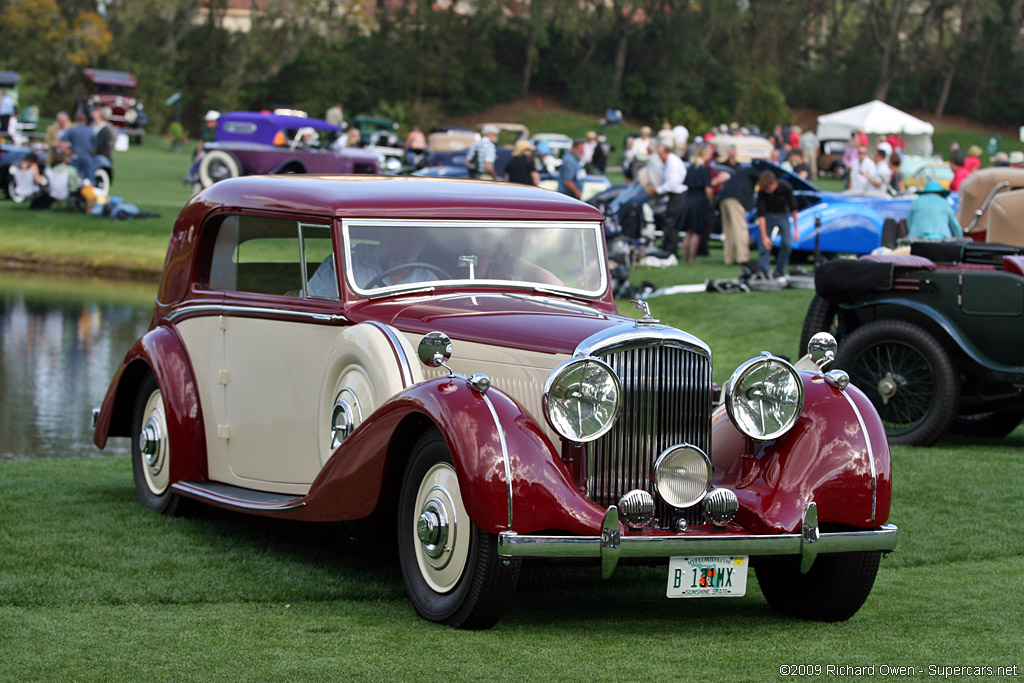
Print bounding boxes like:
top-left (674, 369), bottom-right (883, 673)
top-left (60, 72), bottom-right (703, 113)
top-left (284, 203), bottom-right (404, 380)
top-left (481, 391), bottom-right (514, 529)
top-left (172, 481), bottom-right (307, 512)
top-left (364, 321), bottom-right (414, 388)
top-left (497, 524), bottom-right (898, 572)
top-left (165, 304), bottom-right (347, 324)
top-left (840, 389), bottom-right (878, 521)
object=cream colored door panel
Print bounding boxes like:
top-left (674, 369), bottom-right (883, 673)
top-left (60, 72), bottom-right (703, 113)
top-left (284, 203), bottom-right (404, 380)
top-left (317, 323), bottom-right (423, 466)
top-left (174, 316), bottom-right (230, 482)
top-left (223, 316), bottom-right (340, 485)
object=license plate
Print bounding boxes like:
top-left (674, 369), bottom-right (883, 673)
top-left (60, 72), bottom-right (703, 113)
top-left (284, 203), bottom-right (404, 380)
top-left (666, 556), bottom-right (748, 598)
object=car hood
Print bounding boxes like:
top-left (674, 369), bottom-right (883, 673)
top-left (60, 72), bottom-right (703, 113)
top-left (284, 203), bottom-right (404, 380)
top-left (347, 292), bottom-right (627, 356)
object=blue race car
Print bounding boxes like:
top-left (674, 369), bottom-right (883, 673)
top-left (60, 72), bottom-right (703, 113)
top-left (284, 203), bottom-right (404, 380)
top-left (746, 159), bottom-right (956, 255)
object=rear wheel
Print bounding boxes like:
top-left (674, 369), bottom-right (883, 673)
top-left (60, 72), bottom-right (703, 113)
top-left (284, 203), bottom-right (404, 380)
top-left (757, 551), bottom-right (881, 621)
top-left (131, 375), bottom-right (184, 515)
top-left (835, 320), bottom-right (959, 446)
top-left (397, 429), bottom-right (519, 629)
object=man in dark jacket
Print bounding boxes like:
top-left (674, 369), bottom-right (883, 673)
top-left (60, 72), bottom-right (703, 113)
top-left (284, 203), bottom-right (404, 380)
top-left (756, 170), bottom-right (799, 278)
top-left (717, 165), bottom-right (759, 265)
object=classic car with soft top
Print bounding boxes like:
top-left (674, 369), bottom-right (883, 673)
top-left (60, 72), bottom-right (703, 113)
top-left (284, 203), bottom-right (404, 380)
top-left (801, 241), bottom-right (1024, 446)
top-left (190, 111), bottom-right (379, 189)
top-left (94, 175), bottom-right (896, 628)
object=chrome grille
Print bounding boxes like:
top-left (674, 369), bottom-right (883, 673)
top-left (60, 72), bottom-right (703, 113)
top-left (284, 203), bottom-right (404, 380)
top-left (588, 343), bottom-right (713, 527)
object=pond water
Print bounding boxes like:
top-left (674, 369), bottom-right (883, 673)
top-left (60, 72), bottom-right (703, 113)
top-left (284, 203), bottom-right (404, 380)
top-left (0, 274), bottom-right (156, 461)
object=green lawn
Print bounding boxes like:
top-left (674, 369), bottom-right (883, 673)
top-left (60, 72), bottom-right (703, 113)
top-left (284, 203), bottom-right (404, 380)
top-left (2, 422), bottom-right (1022, 680)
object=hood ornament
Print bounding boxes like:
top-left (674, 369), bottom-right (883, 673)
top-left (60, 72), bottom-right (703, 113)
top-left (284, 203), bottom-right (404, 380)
top-left (630, 299), bottom-right (660, 325)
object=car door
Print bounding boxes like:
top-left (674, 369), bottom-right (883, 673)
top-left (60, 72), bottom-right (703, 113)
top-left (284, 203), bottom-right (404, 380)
top-left (186, 213), bottom-right (345, 492)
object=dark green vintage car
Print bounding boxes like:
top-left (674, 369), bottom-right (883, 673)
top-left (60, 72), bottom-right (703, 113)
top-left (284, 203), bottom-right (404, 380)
top-left (801, 240), bottom-right (1024, 446)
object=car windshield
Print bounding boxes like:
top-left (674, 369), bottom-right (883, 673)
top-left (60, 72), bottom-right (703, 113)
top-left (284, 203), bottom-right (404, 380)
top-left (341, 221), bottom-right (606, 298)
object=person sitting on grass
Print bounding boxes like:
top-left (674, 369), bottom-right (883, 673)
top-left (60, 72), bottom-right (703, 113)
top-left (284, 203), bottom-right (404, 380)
top-left (42, 149), bottom-right (85, 211)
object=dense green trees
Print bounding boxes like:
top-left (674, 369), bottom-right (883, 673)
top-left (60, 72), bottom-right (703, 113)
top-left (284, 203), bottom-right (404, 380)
top-left (1, 0), bottom-right (1021, 136)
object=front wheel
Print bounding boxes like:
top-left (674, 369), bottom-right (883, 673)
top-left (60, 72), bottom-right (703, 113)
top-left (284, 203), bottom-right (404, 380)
top-left (198, 149), bottom-right (241, 188)
top-left (397, 429), bottom-right (519, 629)
top-left (756, 550), bottom-right (881, 621)
top-left (93, 167), bottom-right (111, 200)
top-left (835, 319), bottom-right (959, 446)
top-left (131, 375), bottom-right (184, 515)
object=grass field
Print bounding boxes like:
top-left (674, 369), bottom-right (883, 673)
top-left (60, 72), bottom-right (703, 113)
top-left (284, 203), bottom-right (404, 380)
top-left (2, 387), bottom-right (1022, 680)
top-left (2, 125), bottom-right (1023, 680)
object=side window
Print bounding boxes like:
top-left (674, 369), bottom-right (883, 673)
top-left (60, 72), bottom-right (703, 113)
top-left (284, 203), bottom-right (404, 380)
top-left (203, 215), bottom-right (337, 299)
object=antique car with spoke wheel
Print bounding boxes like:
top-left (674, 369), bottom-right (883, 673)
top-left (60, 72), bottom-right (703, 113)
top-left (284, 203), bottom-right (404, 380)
top-left (95, 175), bottom-right (896, 628)
top-left (802, 243), bottom-right (1024, 446)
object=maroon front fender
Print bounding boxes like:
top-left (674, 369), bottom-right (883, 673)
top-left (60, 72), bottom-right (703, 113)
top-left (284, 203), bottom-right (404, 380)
top-left (712, 373), bottom-right (892, 535)
top-left (92, 324), bottom-right (207, 484)
top-left (297, 377), bottom-right (606, 534)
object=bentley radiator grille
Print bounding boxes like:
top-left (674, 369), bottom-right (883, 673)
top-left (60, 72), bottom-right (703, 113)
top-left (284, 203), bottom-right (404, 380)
top-left (589, 344), bottom-right (713, 528)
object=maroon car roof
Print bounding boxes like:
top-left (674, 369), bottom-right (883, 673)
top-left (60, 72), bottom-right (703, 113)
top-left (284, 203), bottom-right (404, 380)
top-left (83, 68), bottom-right (138, 87)
top-left (194, 175), bottom-right (605, 221)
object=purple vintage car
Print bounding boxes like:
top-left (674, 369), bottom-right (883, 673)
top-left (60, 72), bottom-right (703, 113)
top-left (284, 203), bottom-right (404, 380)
top-left (191, 111), bottom-right (379, 188)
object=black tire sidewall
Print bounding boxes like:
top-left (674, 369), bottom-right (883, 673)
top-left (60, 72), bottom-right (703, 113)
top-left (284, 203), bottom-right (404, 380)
top-left (799, 294), bottom-right (840, 358)
top-left (131, 374), bottom-right (179, 514)
top-left (836, 319), bottom-right (959, 446)
top-left (397, 431), bottom-right (477, 623)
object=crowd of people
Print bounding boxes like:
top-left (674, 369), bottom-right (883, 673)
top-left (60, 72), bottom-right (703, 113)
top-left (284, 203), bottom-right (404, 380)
top-left (9, 104), bottom-right (118, 211)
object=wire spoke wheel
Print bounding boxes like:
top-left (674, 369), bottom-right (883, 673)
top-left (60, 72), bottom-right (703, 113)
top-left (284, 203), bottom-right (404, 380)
top-left (836, 320), bottom-right (958, 446)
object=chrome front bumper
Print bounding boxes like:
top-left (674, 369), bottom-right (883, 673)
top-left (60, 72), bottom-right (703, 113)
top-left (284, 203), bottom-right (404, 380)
top-left (497, 502), bottom-right (898, 578)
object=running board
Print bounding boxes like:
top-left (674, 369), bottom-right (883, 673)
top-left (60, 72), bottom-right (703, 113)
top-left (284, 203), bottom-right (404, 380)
top-left (172, 481), bottom-right (306, 512)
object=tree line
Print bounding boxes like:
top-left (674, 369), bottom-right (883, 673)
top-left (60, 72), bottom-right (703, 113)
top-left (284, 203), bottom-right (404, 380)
top-left (2, 0), bottom-right (1021, 137)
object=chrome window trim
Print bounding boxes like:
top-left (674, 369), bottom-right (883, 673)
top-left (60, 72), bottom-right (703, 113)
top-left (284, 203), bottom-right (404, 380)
top-left (480, 390), bottom-right (514, 529)
top-left (165, 304), bottom-right (347, 324)
top-left (840, 389), bottom-right (878, 521)
top-left (340, 218), bottom-right (608, 300)
top-left (364, 321), bottom-right (414, 388)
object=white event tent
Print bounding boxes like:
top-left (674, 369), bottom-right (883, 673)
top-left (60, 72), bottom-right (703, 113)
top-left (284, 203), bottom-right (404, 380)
top-left (817, 100), bottom-right (935, 156)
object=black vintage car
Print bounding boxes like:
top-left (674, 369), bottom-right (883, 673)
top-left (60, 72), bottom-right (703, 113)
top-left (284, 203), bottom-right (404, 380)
top-left (800, 240), bottom-right (1024, 446)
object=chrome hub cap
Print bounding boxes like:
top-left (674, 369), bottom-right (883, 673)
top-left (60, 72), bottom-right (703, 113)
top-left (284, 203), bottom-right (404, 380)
top-left (139, 389), bottom-right (169, 495)
top-left (416, 499), bottom-right (449, 558)
top-left (877, 371), bottom-right (899, 405)
top-left (140, 418), bottom-right (162, 467)
top-left (412, 463), bottom-right (469, 593)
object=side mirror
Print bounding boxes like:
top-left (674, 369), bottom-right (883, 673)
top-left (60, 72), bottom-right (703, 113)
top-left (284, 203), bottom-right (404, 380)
top-left (807, 332), bottom-right (838, 368)
top-left (418, 331), bottom-right (453, 372)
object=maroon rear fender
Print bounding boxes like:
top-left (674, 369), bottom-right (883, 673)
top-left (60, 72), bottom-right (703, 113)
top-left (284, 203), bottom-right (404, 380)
top-left (297, 377), bottom-right (606, 534)
top-left (93, 324), bottom-right (207, 483)
top-left (712, 372), bottom-right (892, 535)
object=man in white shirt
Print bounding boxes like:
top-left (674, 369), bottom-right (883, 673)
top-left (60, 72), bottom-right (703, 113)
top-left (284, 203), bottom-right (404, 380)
top-left (647, 143), bottom-right (688, 255)
top-left (848, 146), bottom-right (879, 194)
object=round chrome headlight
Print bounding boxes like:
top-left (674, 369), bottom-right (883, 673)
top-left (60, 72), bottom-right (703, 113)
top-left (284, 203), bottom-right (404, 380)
top-left (653, 445), bottom-right (712, 509)
top-left (725, 354), bottom-right (804, 440)
top-left (543, 357), bottom-right (621, 443)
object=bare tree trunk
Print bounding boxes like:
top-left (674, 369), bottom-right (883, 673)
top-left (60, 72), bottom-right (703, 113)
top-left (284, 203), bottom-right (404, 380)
top-left (611, 27), bottom-right (628, 100)
top-left (934, 62), bottom-right (957, 116)
top-left (523, 31), bottom-right (536, 94)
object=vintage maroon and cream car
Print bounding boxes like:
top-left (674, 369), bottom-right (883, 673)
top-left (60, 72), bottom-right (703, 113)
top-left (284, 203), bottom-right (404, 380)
top-left (94, 176), bottom-right (897, 629)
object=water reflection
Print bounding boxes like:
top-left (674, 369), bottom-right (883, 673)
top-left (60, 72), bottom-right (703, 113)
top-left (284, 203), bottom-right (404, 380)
top-left (0, 276), bottom-right (154, 461)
